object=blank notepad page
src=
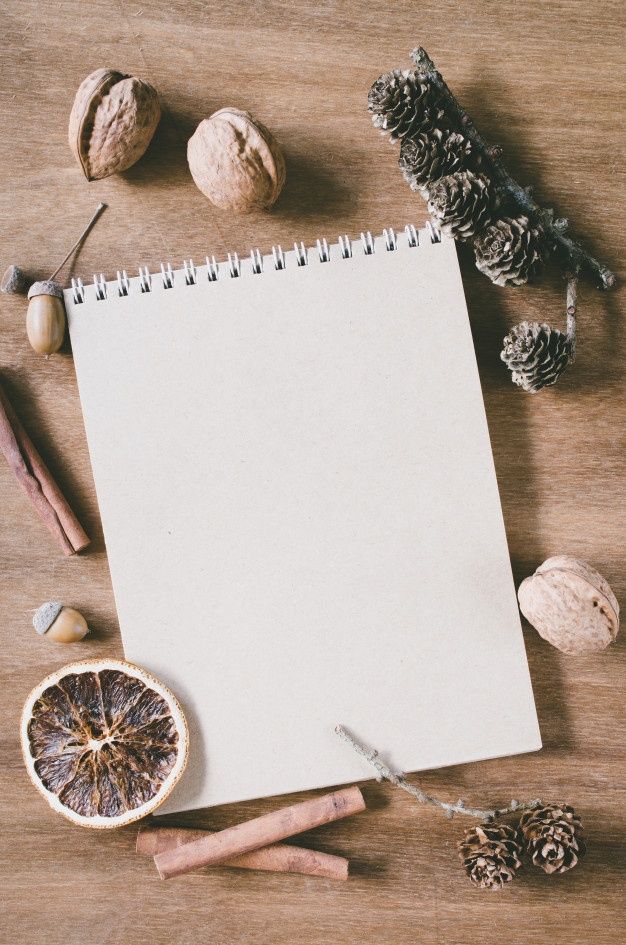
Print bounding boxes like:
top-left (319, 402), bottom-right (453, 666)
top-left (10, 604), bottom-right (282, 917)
top-left (66, 228), bottom-right (541, 813)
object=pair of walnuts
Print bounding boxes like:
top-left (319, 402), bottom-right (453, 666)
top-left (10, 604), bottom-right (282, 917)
top-left (69, 69), bottom-right (285, 212)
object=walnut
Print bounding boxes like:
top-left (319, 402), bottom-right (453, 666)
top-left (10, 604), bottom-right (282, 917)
top-left (69, 69), bottom-right (160, 181)
top-left (187, 108), bottom-right (286, 212)
top-left (518, 556), bottom-right (619, 654)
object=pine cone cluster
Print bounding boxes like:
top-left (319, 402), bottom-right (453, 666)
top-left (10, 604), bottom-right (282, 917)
top-left (500, 321), bottom-right (572, 392)
top-left (368, 59), bottom-right (575, 393)
top-left (519, 804), bottom-right (586, 874)
top-left (458, 803), bottom-right (585, 889)
top-left (368, 67), bottom-right (550, 287)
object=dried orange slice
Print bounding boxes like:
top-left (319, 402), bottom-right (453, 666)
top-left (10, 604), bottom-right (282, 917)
top-left (21, 659), bottom-right (188, 828)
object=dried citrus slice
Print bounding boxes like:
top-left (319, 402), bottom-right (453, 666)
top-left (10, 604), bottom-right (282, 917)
top-left (21, 659), bottom-right (188, 828)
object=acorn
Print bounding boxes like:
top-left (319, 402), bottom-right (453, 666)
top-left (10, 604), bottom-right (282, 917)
top-left (21, 202), bottom-right (107, 356)
top-left (33, 601), bottom-right (89, 643)
top-left (26, 281), bottom-right (66, 356)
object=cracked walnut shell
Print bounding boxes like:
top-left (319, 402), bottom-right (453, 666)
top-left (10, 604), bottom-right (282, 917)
top-left (518, 556), bottom-right (619, 654)
top-left (187, 108), bottom-right (286, 212)
top-left (69, 69), bottom-right (160, 181)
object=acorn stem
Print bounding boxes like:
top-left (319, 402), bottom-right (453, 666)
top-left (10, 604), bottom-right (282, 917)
top-left (48, 202), bottom-right (107, 281)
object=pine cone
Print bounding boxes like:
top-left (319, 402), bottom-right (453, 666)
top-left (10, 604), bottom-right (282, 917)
top-left (474, 215), bottom-right (549, 286)
top-left (501, 321), bottom-right (572, 392)
top-left (368, 69), bottom-right (442, 142)
top-left (520, 804), bottom-right (586, 874)
top-left (399, 130), bottom-right (474, 193)
top-left (427, 171), bottom-right (496, 240)
top-left (459, 823), bottom-right (523, 890)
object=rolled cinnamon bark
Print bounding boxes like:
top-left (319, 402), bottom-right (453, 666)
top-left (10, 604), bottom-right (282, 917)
top-left (0, 378), bottom-right (89, 555)
top-left (137, 825), bottom-right (348, 880)
top-left (154, 785), bottom-right (365, 880)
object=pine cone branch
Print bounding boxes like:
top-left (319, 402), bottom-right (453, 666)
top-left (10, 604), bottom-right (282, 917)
top-left (459, 823), bottom-right (523, 889)
top-left (408, 46), bottom-right (616, 290)
top-left (427, 171), bottom-right (497, 240)
top-left (520, 804), bottom-right (586, 874)
top-left (474, 215), bottom-right (549, 286)
top-left (399, 130), bottom-right (474, 192)
top-left (368, 69), bottom-right (443, 142)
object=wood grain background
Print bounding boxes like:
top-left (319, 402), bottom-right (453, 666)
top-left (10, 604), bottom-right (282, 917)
top-left (1, 2), bottom-right (624, 943)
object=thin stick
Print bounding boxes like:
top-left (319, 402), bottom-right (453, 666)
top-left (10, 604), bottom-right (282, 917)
top-left (410, 47), bottom-right (616, 291)
top-left (335, 725), bottom-right (540, 821)
top-left (566, 275), bottom-right (578, 359)
top-left (48, 202), bottom-right (107, 280)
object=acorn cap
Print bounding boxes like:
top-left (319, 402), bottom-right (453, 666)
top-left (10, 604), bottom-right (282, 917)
top-left (27, 280), bottom-right (64, 300)
top-left (33, 601), bottom-right (63, 635)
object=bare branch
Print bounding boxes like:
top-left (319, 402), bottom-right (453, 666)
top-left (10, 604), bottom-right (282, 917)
top-left (336, 724), bottom-right (541, 821)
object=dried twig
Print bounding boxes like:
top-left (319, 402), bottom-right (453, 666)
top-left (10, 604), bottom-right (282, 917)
top-left (565, 275), bottom-right (578, 358)
top-left (410, 47), bottom-right (616, 291)
top-left (335, 725), bottom-right (541, 821)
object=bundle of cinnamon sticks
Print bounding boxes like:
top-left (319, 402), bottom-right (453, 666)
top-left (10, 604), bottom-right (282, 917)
top-left (139, 786), bottom-right (366, 881)
top-left (0, 377), bottom-right (88, 555)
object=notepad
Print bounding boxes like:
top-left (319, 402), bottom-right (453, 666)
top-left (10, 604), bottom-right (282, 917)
top-left (66, 226), bottom-right (541, 814)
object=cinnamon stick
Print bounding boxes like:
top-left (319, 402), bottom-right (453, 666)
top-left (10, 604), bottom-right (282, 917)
top-left (154, 785), bottom-right (365, 880)
top-left (0, 378), bottom-right (89, 555)
top-left (137, 825), bottom-right (348, 880)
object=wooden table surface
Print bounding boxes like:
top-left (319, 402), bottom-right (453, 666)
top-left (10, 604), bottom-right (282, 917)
top-left (1, 2), bottom-right (624, 943)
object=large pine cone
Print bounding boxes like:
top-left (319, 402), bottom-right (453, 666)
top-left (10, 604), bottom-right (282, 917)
top-left (519, 804), bottom-right (586, 874)
top-left (427, 170), bottom-right (496, 240)
top-left (474, 215), bottom-right (549, 286)
top-left (459, 822), bottom-right (523, 890)
top-left (399, 130), bottom-right (474, 193)
top-left (368, 69), bottom-right (442, 141)
top-left (501, 321), bottom-right (572, 392)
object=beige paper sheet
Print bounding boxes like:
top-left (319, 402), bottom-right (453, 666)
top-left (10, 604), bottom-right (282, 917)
top-left (66, 229), bottom-right (540, 813)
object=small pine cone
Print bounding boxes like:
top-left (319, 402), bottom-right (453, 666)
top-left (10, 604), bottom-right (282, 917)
top-left (459, 822), bottom-right (523, 890)
top-left (501, 321), bottom-right (572, 392)
top-left (368, 69), bottom-right (443, 142)
top-left (520, 804), bottom-right (586, 874)
top-left (474, 215), bottom-right (549, 286)
top-left (427, 171), bottom-right (497, 240)
top-left (399, 130), bottom-right (474, 192)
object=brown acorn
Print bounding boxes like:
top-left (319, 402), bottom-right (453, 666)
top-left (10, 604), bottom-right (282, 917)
top-left (33, 601), bottom-right (89, 643)
top-left (26, 281), bottom-right (66, 356)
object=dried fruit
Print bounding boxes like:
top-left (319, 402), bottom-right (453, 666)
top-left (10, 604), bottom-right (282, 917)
top-left (33, 601), bottom-right (89, 643)
top-left (69, 69), bottom-right (160, 181)
top-left (187, 108), bottom-right (286, 212)
top-left (21, 659), bottom-right (188, 827)
top-left (518, 556), bottom-right (619, 654)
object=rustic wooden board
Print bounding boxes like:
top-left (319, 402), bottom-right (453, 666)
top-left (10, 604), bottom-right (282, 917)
top-left (0, 2), bottom-right (624, 943)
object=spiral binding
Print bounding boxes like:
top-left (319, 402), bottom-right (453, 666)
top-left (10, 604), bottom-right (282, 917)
top-left (70, 224), bottom-right (441, 304)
